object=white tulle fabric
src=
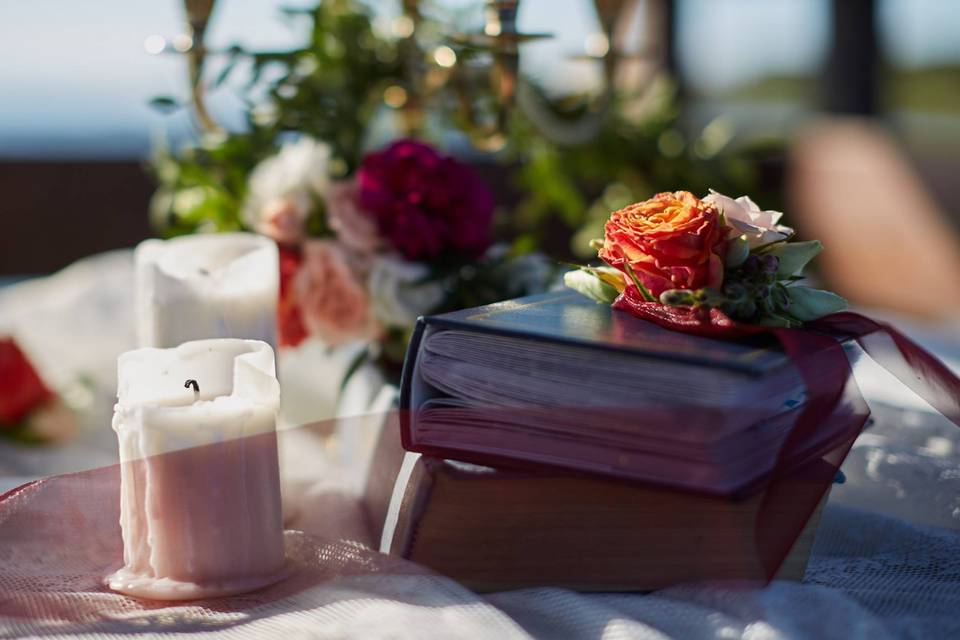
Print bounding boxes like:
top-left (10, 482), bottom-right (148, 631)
top-left (1, 251), bottom-right (959, 639)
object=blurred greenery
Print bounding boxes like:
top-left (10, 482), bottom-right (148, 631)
top-left (884, 64), bottom-right (960, 114)
top-left (508, 77), bottom-right (775, 259)
top-left (151, 0), bottom-right (398, 236)
top-left (724, 64), bottom-right (960, 115)
top-left (151, 0), bottom-right (777, 255)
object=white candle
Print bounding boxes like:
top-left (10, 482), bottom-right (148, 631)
top-left (135, 233), bottom-right (279, 349)
top-left (106, 339), bottom-right (286, 600)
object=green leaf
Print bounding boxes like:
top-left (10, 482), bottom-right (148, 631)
top-left (339, 347), bottom-right (371, 394)
top-left (725, 234), bottom-right (750, 268)
top-left (564, 269), bottom-right (619, 304)
top-left (659, 288), bottom-right (697, 306)
top-left (212, 48), bottom-right (244, 88)
top-left (149, 96), bottom-right (182, 114)
top-left (622, 263), bottom-right (657, 302)
top-left (768, 240), bottom-right (823, 277)
top-left (786, 286), bottom-right (847, 321)
top-left (581, 265), bottom-right (626, 292)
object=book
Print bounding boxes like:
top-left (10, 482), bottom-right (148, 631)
top-left (400, 291), bottom-right (858, 494)
top-left (369, 448), bottom-right (828, 593)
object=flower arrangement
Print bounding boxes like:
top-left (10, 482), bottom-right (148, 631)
top-left (147, 2), bottom-right (568, 384)
top-left (236, 135), bottom-right (552, 379)
top-left (147, 0), bottom-right (777, 383)
top-left (566, 190), bottom-right (846, 330)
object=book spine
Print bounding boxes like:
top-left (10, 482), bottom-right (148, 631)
top-left (398, 317), bottom-right (428, 450)
top-left (386, 453), bottom-right (434, 557)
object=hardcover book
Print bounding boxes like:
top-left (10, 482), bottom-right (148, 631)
top-left (365, 445), bottom-right (828, 593)
top-left (400, 291), bottom-right (858, 494)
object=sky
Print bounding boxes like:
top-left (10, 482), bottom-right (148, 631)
top-left (1, 0), bottom-right (958, 159)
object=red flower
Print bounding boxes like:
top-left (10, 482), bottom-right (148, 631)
top-left (357, 140), bottom-right (494, 261)
top-left (0, 338), bottom-right (53, 427)
top-left (277, 245), bottom-right (308, 348)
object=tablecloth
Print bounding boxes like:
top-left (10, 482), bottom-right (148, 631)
top-left (1, 250), bottom-right (958, 639)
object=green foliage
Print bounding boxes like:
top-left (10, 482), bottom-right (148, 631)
top-left (151, 1), bottom-right (781, 251)
top-left (248, 1), bottom-right (401, 172)
top-left (151, 0), bottom-right (397, 237)
top-left (149, 130), bottom-right (275, 236)
top-left (508, 77), bottom-right (774, 260)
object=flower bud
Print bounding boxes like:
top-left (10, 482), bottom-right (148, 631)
top-left (742, 254), bottom-right (762, 274)
top-left (564, 269), bottom-right (620, 305)
top-left (725, 235), bottom-right (750, 268)
top-left (660, 288), bottom-right (696, 306)
top-left (760, 254), bottom-right (780, 275)
top-left (698, 287), bottom-right (726, 307)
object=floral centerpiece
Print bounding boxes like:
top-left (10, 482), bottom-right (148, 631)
top-left (241, 136), bottom-right (550, 382)
top-left (146, 0), bottom-right (770, 393)
top-left (565, 190), bottom-right (846, 331)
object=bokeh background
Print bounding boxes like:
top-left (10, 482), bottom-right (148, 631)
top-left (3, 0), bottom-right (959, 319)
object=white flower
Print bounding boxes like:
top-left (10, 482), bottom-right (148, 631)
top-left (242, 137), bottom-right (332, 244)
top-left (368, 257), bottom-right (446, 328)
top-left (704, 189), bottom-right (793, 248)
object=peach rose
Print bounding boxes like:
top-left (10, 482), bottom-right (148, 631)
top-left (599, 191), bottom-right (725, 299)
top-left (294, 240), bottom-right (378, 347)
top-left (257, 194), bottom-right (312, 245)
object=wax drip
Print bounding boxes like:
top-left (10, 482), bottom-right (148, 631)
top-left (184, 379), bottom-right (200, 401)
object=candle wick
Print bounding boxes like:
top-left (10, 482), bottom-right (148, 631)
top-left (184, 379), bottom-right (200, 400)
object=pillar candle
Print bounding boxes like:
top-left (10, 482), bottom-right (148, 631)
top-left (106, 339), bottom-right (286, 600)
top-left (135, 233), bottom-right (278, 349)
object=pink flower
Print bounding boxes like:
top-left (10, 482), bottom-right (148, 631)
top-left (294, 240), bottom-right (379, 346)
top-left (326, 178), bottom-right (382, 255)
top-left (703, 190), bottom-right (793, 248)
top-left (357, 140), bottom-right (494, 261)
top-left (257, 195), bottom-right (312, 245)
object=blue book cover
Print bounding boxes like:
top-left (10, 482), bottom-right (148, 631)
top-left (405, 291), bottom-right (788, 380)
top-left (397, 291), bottom-right (857, 493)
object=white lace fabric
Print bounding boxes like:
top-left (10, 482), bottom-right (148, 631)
top-left (2, 477), bottom-right (958, 639)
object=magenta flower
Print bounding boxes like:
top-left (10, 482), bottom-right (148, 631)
top-left (357, 140), bottom-right (494, 261)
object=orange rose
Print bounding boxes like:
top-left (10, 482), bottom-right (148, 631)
top-left (599, 191), bottom-right (725, 299)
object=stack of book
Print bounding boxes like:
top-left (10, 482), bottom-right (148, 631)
top-left (362, 292), bottom-right (865, 592)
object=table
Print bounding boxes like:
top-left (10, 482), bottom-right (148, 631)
top-left (1, 250), bottom-right (958, 639)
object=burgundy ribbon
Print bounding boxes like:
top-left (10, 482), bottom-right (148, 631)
top-left (613, 296), bottom-right (960, 578)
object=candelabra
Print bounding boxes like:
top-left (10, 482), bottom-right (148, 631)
top-left (152, 0), bottom-right (661, 148)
